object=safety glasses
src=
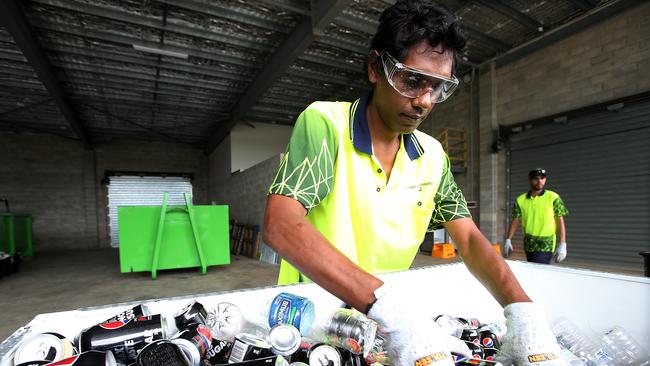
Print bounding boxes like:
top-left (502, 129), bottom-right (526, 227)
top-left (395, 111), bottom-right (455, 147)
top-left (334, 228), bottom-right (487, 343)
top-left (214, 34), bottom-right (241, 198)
top-left (380, 51), bottom-right (459, 103)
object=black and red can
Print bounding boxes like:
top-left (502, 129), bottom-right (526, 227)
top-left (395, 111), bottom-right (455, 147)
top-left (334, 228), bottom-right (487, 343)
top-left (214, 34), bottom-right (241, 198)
top-left (478, 326), bottom-right (501, 350)
top-left (104, 304), bottom-right (150, 324)
top-left (174, 301), bottom-right (208, 331)
top-left (45, 351), bottom-right (116, 366)
top-left (461, 328), bottom-right (481, 347)
top-left (78, 314), bottom-right (167, 365)
top-left (482, 348), bottom-right (499, 361)
top-left (202, 339), bottom-right (233, 366)
top-left (172, 324), bottom-right (213, 366)
top-left (464, 340), bottom-right (484, 360)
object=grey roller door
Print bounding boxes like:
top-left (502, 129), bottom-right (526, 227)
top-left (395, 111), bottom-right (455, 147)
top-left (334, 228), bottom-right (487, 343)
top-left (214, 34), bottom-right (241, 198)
top-left (508, 101), bottom-right (650, 272)
top-left (107, 176), bottom-right (193, 247)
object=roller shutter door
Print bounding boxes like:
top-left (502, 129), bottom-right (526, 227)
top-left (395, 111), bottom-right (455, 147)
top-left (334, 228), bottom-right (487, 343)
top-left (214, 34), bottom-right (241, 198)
top-left (107, 176), bottom-right (193, 247)
top-left (508, 101), bottom-right (650, 272)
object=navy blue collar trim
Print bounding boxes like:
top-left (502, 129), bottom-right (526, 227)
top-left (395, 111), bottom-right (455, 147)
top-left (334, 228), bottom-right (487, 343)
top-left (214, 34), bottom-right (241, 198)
top-left (349, 93), bottom-right (424, 161)
top-left (527, 189), bottom-right (546, 198)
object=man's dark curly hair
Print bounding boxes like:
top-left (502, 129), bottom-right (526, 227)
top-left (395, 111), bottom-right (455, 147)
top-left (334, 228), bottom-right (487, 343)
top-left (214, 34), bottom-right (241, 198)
top-left (370, 0), bottom-right (466, 68)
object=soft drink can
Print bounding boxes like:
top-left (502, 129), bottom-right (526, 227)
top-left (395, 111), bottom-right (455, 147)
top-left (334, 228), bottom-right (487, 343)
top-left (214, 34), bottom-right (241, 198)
top-left (14, 333), bottom-right (76, 365)
top-left (45, 351), bottom-right (116, 366)
top-left (136, 340), bottom-right (190, 366)
top-left (203, 339), bottom-right (233, 365)
top-left (172, 324), bottom-right (213, 366)
top-left (228, 333), bottom-right (272, 363)
top-left (175, 301), bottom-right (208, 331)
top-left (464, 341), bottom-right (484, 360)
top-left (455, 359), bottom-right (507, 366)
top-left (104, 304), bottom-right (150, 324)
top-left (434, 315), bottom-right (464, 338)
top-left (268, 293), bottom-right (315, 334)
top-left (478, 326), bottom-right (500, 349)
top-left (479, 324), bottom-right (505, 343)
top-left (269, 324), bottom-right (301, 357)
top-left (78, 314), bottom-right (166, 364)
top-left (461, 328), bottom-right (481, 346)
top-left (323, 309), bottom-right (377, 356)
top-left (207, 302), bottom-right (243, 341)
top-left (308, 345), bottom-right (341, 366)
top-left (456, 318), bottom-right (482, 329)
top-left (482, 348), bottom-right (499, 361)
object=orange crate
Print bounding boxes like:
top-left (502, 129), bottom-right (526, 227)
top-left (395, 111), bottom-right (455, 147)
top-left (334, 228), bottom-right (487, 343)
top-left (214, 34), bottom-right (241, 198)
top-left (492, 243), bottom-right (501, 254)
top-left (431, 243), bottom-right (456, 258)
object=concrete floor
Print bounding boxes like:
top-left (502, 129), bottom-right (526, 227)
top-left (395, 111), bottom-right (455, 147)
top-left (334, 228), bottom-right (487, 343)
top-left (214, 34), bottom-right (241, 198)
top-left (0, 248), bottom-right (641, 342)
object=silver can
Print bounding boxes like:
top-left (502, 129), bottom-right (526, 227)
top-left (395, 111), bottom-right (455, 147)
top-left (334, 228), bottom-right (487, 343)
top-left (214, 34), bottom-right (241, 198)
top-left (14, 333), bottom-right (75, 366)
top-left (268, 324), bottom-right (301, 357)
top-left (309, 345), bottom-right (341, 366)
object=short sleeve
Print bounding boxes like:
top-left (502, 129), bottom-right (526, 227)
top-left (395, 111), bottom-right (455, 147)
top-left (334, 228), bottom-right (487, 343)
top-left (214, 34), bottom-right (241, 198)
top-left (268, 105), bottom-right (339, 212)
top-left (512, 201), bottom-right (522, 218)
top-left (553, 196), bottom-right (569, 217)
top-left (429, 155), bottom-right (471, 231)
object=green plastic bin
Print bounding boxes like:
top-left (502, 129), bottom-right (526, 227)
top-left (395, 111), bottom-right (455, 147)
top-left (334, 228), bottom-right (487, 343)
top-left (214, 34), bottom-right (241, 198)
top-left (0, 213), bottom-right (33, 257)
top-left (118, 193), bottom-right (230, 279)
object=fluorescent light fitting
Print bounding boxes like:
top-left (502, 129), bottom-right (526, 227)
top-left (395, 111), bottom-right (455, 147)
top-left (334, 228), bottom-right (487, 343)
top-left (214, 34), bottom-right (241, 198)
top-left (132, 44), bottom-right (188, 59)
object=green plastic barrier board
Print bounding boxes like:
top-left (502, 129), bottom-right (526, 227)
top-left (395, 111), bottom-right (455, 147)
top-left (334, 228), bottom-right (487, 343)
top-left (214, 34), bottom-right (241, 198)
top-left (118, 193), bottom-right (230, 279)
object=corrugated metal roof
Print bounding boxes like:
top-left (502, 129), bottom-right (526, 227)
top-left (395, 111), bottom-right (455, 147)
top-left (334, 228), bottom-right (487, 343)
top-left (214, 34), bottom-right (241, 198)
top-left (0, 0), bottom-right (621, 147)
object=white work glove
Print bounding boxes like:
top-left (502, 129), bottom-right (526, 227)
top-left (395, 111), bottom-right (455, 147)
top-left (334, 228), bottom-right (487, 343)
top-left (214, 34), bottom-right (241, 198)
top-left (503, 239), bottom-right (514, 258)
top-left (368, 284), bottom-right (471, 366)
top-left (497, 303), bottom-right (567, 366)
top-left (554, 243), bottom-right (567, 263)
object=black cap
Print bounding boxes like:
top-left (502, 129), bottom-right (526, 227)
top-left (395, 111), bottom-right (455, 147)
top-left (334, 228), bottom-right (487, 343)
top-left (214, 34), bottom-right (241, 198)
top-left (529, 168), bottom-right (547, 179)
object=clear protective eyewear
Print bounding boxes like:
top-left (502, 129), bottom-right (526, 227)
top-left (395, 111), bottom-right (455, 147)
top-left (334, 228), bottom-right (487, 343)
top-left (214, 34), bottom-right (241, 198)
top-left (380, 51), bottom-right (459, 103)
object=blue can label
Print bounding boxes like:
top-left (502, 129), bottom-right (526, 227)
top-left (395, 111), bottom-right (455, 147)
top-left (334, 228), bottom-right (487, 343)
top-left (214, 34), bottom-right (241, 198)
top-left (268, 293), bottom-right (309, 329)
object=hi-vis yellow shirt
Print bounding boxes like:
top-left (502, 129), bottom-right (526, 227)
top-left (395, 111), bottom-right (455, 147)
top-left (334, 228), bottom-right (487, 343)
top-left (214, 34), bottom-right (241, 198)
top-left (269, 94), bottom-right (470, 284)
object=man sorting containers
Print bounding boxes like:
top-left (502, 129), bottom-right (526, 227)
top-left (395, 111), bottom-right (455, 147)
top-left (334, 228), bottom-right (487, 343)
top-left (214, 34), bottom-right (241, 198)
top-left (264, 2), bottom-right (567, 366)
top-left (504, 168), bottom-right (569, 264)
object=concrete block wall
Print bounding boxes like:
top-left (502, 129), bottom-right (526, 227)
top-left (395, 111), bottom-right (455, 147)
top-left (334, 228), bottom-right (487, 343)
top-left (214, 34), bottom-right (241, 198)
top-left (0, 132), bottom-right (209, 251)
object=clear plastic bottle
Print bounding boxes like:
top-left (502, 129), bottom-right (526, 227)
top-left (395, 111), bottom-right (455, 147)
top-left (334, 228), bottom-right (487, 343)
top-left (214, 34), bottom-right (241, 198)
top-left (600, 326), bottom-right (650, 366)
top-left (552, 318), bottom-right (614, 366)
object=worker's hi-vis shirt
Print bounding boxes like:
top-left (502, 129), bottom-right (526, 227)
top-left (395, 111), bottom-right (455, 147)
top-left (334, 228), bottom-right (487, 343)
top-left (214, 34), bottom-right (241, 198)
top-left (268, 94), bottom-right (471, 285)
top-left (512, 189), bottom-right (569, 253)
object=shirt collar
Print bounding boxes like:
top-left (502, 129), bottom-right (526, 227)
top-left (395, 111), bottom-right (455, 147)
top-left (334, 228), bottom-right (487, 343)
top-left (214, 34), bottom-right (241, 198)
top-left (349, 93), bottom-right (424, 161)
top-left (527, 188), bottom-right (546, 198)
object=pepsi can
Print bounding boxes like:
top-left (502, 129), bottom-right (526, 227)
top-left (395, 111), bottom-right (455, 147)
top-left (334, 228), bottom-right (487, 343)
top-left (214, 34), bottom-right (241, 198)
top-left (78, 314), bottom-right (166, 364)
top-left (464, 341), bottom-right (484, 360)
top-left (45, 351), bottom-right (116, 366)
top-left (175, 301), bottom-right (208, 331)
top-left (478, 326), bottom-right (500, 349)
top-left (104, 304), bottom-right (150, 324)
top-left (461, 328), bottom-right (481, 347)
top-left (483, 348), bottom-right (499, 361)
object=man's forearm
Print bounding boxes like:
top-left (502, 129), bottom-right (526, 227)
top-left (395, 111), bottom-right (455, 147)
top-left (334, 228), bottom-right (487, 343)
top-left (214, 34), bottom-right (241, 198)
top-left (506, 219), bottom-right (519, 240)
top-left (264, 195), bottom-right (383, 312)
top-left (556, 217), bottom-right (566, 243)
top-left (447, 218), bottom-right (530, 306)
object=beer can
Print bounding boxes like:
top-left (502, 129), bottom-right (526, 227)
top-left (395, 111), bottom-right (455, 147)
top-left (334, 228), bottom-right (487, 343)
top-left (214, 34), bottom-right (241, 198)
top-left (478, 326), bottom-right (500, 350)
top-left (207, 302), bottom-right (243, 341)
top-left (308, 345), bottom-right (341, 366)
top-left (172, 324), bottom-right (213, 366)
top-left (45, 351), bottom-right (116, 366)
top-left (204, 339), bottom-right (233, 365)
top-left (175, 301), bottom-right (208, 331)
top-left (268, 293), bottom-right (315, 334)
top-left (136, 340), bottom-right (190, 366)
top-left (78, 314), bottom-right (167, 365)
top-left (14, 333), bottom-right (75, 365)
top-left (269, 324), bottom-right (301, 357)
top-left (228, 333), bottom-right (272, 363)
top-left (104, 304), bottom-right (150, 324)
top-left (323, 309), bottom-right (377, 356)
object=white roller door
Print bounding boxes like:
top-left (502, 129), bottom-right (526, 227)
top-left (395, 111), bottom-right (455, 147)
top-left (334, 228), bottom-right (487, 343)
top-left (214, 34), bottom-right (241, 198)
top-left (107, 176), bottom-right (193, 247)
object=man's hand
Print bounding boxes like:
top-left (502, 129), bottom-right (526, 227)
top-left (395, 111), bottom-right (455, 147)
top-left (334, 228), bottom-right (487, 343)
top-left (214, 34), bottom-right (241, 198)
top-left (554, 243), bottom-right (567, 263)
top-left (497, 303), bottom-right (567, 366)
top-left (503, 239), bottom-right (514, 258)
top-left (368, 285), bottom-right (471, 366)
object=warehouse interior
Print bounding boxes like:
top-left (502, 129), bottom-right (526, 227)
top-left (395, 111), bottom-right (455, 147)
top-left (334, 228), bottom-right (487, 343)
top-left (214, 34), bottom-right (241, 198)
top-left (1, 0), bottom-right (649, 343)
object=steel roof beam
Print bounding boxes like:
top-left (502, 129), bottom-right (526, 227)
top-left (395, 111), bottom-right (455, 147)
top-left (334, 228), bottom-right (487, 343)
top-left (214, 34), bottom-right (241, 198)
top-left (204, 0), bottom-right (354, 154)
top-left (475, 0), bottom-right (544, 32)
top-left (463, 25), bottom-right (510, 51)
top-left (0, 0), bottom-right (90, 147)
top-left (566, 0), bottom-right (596, 11)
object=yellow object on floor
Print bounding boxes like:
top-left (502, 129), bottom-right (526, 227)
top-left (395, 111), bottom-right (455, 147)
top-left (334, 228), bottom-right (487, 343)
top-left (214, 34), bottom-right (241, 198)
top-left (431, 243), bottom-right (456, 258)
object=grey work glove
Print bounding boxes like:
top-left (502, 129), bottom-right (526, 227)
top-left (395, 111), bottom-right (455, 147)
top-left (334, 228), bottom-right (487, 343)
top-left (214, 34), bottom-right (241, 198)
top-left (368, 284), bottom-right (471, 366)
top-left (503, 239), bottom-right (514, 258)
top-left (497, 303), bottom-right (567, 366)
top-left (554, 243), bottom-right (567, 263)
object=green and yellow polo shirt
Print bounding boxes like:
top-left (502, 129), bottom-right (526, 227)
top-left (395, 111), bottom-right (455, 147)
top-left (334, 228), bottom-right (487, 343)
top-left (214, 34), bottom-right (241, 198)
top-left (512, 190), bottom-right (569, 252)
top-left (269, 94), bottom-right (471, 285)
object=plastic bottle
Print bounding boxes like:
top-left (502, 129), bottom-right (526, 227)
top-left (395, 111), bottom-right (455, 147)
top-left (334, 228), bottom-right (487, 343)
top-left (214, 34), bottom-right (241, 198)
top-left (600, 326), bottom-right (650, 366)
top-left (552, 318), bottom-right (614, 366)
top-left (262, 292), bottom-right (316, 336)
